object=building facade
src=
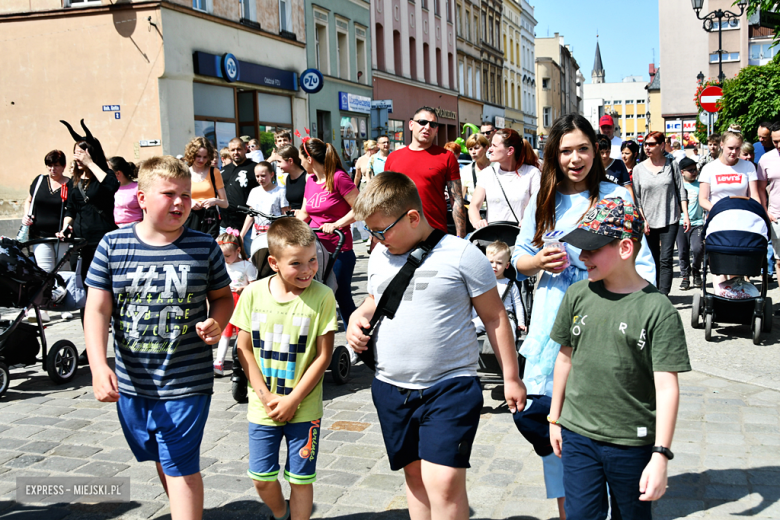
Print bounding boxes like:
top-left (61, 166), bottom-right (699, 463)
top-left (479, 0), bottom-right (504, 127)
top-left (535, 33), bottom-right (581, 147)
top-left (0, 0), bottom-right (307, 209)
top-left (305, 0), bottom-right (372, 167)
top-left (500, 0), bottom-right (536, 145)
top-left (371, 0), bottom-right (459, 148)
top-left (646, 65), bottom-right (663, 134)
top-left (455, 0), bottom-right (484, 134)
top-left (519, 0), bottom-right (537, 146)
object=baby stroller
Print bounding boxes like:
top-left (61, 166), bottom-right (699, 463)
top-left (229, 207), bottom-right (351, 404)
top-left (0, 237), bottom-right (87, 397)
top-left (691, 197), bottom-right (772, 344)
top-left (469, 223), bottom-right (533, 382)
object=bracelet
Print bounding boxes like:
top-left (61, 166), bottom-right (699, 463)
top-left (547, 415), bottom-right (559, 424)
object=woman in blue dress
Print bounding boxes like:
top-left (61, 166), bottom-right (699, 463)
top-left (512, 114), bottom-right (657, 519)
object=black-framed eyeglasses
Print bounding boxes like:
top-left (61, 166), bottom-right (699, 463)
top-left (363, 211), bottom-right (409, 241)
top-left (411, 119), bottom-right (440, 129)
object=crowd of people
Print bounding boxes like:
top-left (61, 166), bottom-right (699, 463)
top-left (15, 110), bottom-right (780, 520)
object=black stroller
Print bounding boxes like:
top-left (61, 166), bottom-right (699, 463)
top-left (468, 223), bottom-right (533, 382)
top-left (691, 197), bottom-right (772, 344)
top-left (0, 237), bottom-right (87, 397)
top-left (229, 207), bottom-right (351, 403)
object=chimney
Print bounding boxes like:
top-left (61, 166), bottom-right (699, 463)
top-left (649, 63), bottom-right (656, 78)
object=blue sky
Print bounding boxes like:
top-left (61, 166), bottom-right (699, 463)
top-left (532, 1), bottom-right (660, 84)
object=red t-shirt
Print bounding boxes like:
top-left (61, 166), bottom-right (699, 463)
top-left (384, 145), bottom-right (461, 233)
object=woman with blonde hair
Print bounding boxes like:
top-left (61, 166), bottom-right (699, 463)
top-left (297, 138), bottom-right (359, 328)
top-left (353, 139), bottom-right (378, 191)
top-left (183, 136), bottom-right (228, 238)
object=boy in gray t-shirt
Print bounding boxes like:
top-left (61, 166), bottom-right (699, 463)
top-left (347, 172), bottom-right (526, 520)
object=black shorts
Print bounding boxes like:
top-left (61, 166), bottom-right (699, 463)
top-left (372, 376), bottom-right (483, 471)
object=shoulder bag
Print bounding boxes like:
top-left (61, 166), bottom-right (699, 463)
top-left (185, 167), bottom-right (222, 238)
top-left (357, 229), bottom-right (445, 371)
top-left (491, 165), bottom-right (521, 225)
top-left (16, 175), bottom-right (45, 242)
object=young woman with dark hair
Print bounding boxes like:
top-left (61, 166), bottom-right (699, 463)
top-left (632, 130), bottom-right (690, 295)
top-left (468, 128), bottom-right (541, 229)
top-left (297, 138), bottom-right (359, 330)
top-left (276, 144), bottom-right (307, 210)
top-left (511, 114), bottom-right (657, 520)
top-left (109, 156), bottom-right (142, 227)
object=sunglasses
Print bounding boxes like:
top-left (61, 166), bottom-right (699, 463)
top-left (644, 141), bottom-right (660, 147)
top-left (411, 119), bottom-right (440, 129)
top-left (481, 130), bottom-right (494, 135)
top-left (363, 211), bottom-right (409, 241)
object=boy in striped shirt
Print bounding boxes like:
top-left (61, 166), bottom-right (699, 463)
top-left (85, 156), bottom-right (234, 518)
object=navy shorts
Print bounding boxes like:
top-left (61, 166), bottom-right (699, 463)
top-left (248, 419), bottom-right (321, 485)
top-left (372, 376), bottom-right (483, 471)
top-left (117, 394), bottom-right (211, 477)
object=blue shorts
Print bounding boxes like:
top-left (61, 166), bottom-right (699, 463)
top-left (248, 420), bottom-right (321, 485)
top-left (117, 394), bottom-right (211, 477)
top-left (372, 376), bottom-right (483, 471)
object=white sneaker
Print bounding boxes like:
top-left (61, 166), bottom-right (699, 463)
top-left (51, 285), bottom-right (67, 304)
top-left (213, 362), bottom-right (224, 377)
top-left (349, 348), bottom-right (359, 366)
top-left (61, 312), bottom-right (73, 320)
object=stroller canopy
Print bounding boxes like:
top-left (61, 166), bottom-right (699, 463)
top-left (704, 197), bottom-right (769, 255)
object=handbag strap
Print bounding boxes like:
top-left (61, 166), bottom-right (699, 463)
top-left (28, 175), bottom-right (45, 216)
top-left (492, 165), bottom-right (520, 224)
top-left (365, 229), bottom-right (446, 332)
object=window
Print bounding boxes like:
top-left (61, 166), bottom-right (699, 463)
top-left (446, 0), bottom-right (451, 22)
top-left (315, 23), bottom-right (330, 74)
top-left (409, 37), bottom-right (417, 80)
top-left (421, 0), bottom-right (428, 10)
top-left (488, 16), bottom-right (493, 45)
top-left (459, 61), bottom-right (465, 95)
top-left (356, 28), bottom-right (368, 84)
top-left (279, 0), bottom-right (293, 33)
top-left (191, 0), bottom-right (208, 11)
top-left (375, 23), bottom-right (385, 71)
top-left (711, 19), bottom-right (740, 30)
top-left (467, 65), bottom-right (473, 97)
top-left (542, 77), bottom-right (550, 90)
top-left (465, 11), bottom-right (470, 41)
top-left (482, 12), bottom-right (486, 41)
top-left (476, 69), bottom-right (481, 99)
top-left (456, 4), bottom-right (462, 36)
top-left (626, 100), bottom-right (634, 104)
top-left (239, 0), bottom-right (255, 21)
top-left (388, 120), bottom-right (406, 149)
top-left (423, 42), bottom-right (431, 83)
top-left (393, 30), bottom-right (402, 75)
top-left (613, 100), bottom-right (622, 104)
top-left (543, 107), bottom-right (551, 127)
top-left (337, 30), bottom-right (349, 79)
top-left (473, 15), bottom-right (478, 42)
top-left (626, 114), bottom-right (634, 119)
top-left (710, 52), bottom-right (740, 63)
top-left (750, 42), bottom-right (778, 63)
top-left (434, 0), bottom-right (439, 16)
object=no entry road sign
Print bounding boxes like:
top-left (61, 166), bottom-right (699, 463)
top-left (700, 86), bottom-right (723, 113)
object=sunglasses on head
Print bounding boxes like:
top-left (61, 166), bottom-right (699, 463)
top-left (411, 119), bottom-right (440, 129)
top-left (363, 211), bottom-right (409, 241)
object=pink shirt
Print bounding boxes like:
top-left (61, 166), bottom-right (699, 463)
top-left (758, 149), bottom-right (780, 218)
top-left (304, 171), bottom-right (356, 252)
top-left (114, 182), bottom-right (143, 225)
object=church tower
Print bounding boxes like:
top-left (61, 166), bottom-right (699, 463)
top-left (592, 35), bottom-right (605, 84)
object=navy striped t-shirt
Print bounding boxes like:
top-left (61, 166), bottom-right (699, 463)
top-left (86, 225), bottom-right (230, 399)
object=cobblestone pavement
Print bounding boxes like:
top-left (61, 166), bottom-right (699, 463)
top-left (0, 243), bottom-right (779, 519)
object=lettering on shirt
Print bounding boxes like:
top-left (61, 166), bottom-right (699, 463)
top-left (638, 328), bottom-right (647, 350)
top-left (715, 173), bottom-right (743, 185)
top-left (308, 191), bottom-right (329, 209)
top-left (619, 322), bottom-right (627, 335)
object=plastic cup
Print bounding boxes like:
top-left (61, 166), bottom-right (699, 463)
top-left (542, 231), bottom-right (570, 270)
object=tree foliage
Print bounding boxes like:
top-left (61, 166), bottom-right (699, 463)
top-left (714, 60), bottom-right (780, 141)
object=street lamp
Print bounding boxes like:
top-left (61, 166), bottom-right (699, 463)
top-left (645, 111), bottom-right (651, 127)
top-left (691, 0), bottom-right (748, 84)
top-left (697, 71), bottom-right (705, 85)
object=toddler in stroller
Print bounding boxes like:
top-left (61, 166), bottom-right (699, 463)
top-left (0, 237), bottom-right (87, 397)
top-left (469, 224), bottom-right (532, 380)
top-left (691, 196), bottom-right (773, 344)
top-left (228, 207), bottom-right (352, 404)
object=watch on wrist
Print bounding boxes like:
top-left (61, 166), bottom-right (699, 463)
top-left (652, 446), bottom-right (674, 460)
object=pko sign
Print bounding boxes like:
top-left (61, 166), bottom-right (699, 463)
top-left (338, 92), bottom-right (371, 114)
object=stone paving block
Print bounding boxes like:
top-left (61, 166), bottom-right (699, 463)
top-left (328, 455), bottom-right (377, 473)
top-left (706, 432), bottom-right (746, 445)
top-left (202, 474), bottom-right (255, 494)
top-left (312, 483), bottom-right (347, 505)
top-left (359, 412), bottom-right (380, 423)
top-left (745, 423), bottom-right (779, 434)
top-left (486, 457), bottom-right (523, 474)
top-left (203, 489), bottom-right (235, 510)
top-left (0, 439), bottom-right (26, 451)
top-left (325, 431), bottom-right (365, 443)
top-left (18, 441), bottom-right (59, 454)
top-left (34, 456), bottom-right (89, 472)
top-left (116, 464), bottom-right (162, 483)
top-left (0, 404), bottom-right (42, 415)
top-left (497, 497), bottom-right (558, 519)
top-left (81, 420), bottom-right (123, 433)
top-left (705, 455), bottom-right (746, 470)
top-left (92, 448), bottom-right (135, 463)
top-left (706, 421), bottom-right (743, 433)
top-left (651, 498), bottom-right (706, 518)
top-left (675, 420), bottom-right (705, 432)
top-left (72, 400), bottom-right (111, 409)
top-left (0, 425), bottom-right (45, 439)
top-left (328, 411), bottom-right (365, 422)
top-left (62, 430), bottom-right (119, 447)
top-left (334, 444), bottom-right (385, 460)
top-left (73, 461), bottom-right (130, 478)
top-left (204, 461), bottom-right (248, 476)
top-left (336, 488), bottom-right (395, 510)
top-left (27, 427), bottom-right (74, 443)
top-left (127, 482), bottom-right (167, 502)
top-left (325, 401), bottom-right (364, 411)
top-left (61, 408), bottom-right (109, 420)
top-left (49, 444), bottom-right (102, 459)
top-left (53, 419), bottom-right (93, 431)
top-left (4, 454), bottom-right (45, 468)
top-left (358, 473), bottom-right (404, 492)
top-left (705, 413), bottom-right (740, 424)
top-left (476, 472), bottom-right (516, 488)
top-left (317, 469), bottom-right (361, 488)
top-left (0, 413), bottom-right (28, 424)
top-left (703, 443), bottom-right (750, 458)
top-left (207, 410), bottom-right (239, 421)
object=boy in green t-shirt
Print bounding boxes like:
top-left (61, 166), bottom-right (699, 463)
top-left (548, 197), bottom-right (691, 520)
top-left (231, 218), bottom-right (338, 520)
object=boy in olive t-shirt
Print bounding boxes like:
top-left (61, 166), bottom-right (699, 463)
top-left (547, 197), bottom-right (691, 520)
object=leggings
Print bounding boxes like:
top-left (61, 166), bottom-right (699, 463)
top-left (647, 223), bottom-right (679, 295)
top-left (222, 292), bottom-right (241, 338)
top-left (332, 249), bottom-right (357, 329)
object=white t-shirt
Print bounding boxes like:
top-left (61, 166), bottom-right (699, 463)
top-left (245, 185), bottom-right (289, 238)
top-left (366, 235), bottom-right (496, 389)
top-left (226, 260), bottom-right (257, 291)
top-left (476, 163), bottom-right (541, 224)
top-left (699, 158), bottom-right (757, 205)
top-left (610, 136), bottom-right (622, 160)
top-left (247, 149), bottom-right (265, 163)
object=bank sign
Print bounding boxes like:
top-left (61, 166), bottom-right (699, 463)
top-left (339, 92), bottom-right (371, 114)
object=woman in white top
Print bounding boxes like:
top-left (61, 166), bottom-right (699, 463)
top-left (469, 129), bottom-right (541, 229)
top-left (461, 133), bottom-right (491, 203)
top-left (699, 131), bottom-right (761, 211)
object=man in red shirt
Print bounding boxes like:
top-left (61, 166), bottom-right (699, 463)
top-left (385, 106), bottom-right (467, 237)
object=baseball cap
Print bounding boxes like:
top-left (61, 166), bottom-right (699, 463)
top-left (240, 135), bottom-right (251, 143)
top-left (561, 197), bottom-right (644, 251)
top-left (679, 157), bottom-right (697, 171)
top-left (599, 114), bottom-right (614, 127)
top-left (512, 395), bottom-right (554, 457)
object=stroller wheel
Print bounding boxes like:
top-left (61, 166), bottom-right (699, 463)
top-left (763, 297), bottom-right (773, 333)
top-left (330, 346), bottom-right (351, 385)
top-left (46, 340), bottom-right (79, 384)
top-left (704, 314), bottom-right (713, 342)
top-left (231, 379), bottom-right (248, 403)
top-left (753, 317), bottom-right (763, 345)
top-left (0, 362), bottom-right (9, 397)
top-left (691, 293), bottom-right (702, 329)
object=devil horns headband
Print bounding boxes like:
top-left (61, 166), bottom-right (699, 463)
top-left (295, 128), bottom-right (313, 159)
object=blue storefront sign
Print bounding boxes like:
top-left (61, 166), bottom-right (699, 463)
top-left (193, 51), bottom-right (298, 91)
top-left (338, 92), bottom-right (371, 114)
